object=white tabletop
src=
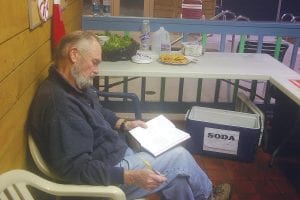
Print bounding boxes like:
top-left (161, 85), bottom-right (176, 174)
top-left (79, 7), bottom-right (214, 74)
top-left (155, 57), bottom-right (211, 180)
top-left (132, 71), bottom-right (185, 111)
top-left (100, 52), bottom-right (299, 80)
top-left (270, 76), bottom-right (300, 105)
top-left (99, 52), bottom-right (300, 105)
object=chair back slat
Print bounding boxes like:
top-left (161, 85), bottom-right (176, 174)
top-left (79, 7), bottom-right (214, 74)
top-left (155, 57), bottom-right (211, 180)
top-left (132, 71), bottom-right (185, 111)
top-left (6, 186), bottom-right (21, 200)
top-left (15, 183), bottom-right (35, 200)
top-left (201, 33), bottom-right (207, 51)
top-left (274, 36), bottom-right (283, 60)
top-left (238, 35), bottom-right (246, 53)
top-left (257, 35), bottom-right (264, 53)
top-left (219, 33), bottom-right (226, 52)
top-left (0, 192), bottom-right (9, 200)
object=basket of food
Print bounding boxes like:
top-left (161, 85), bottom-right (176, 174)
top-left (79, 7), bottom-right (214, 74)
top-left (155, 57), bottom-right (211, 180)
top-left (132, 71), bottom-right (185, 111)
top-left (159, 53), bottom-right (191, 65)
top-left (99, 33), bottom-right (140, 62)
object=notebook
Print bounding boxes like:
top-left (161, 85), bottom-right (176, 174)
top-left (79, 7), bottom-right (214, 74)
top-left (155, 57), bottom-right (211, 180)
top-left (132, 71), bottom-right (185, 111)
top-left (129, 115), bottom-right (190, 157)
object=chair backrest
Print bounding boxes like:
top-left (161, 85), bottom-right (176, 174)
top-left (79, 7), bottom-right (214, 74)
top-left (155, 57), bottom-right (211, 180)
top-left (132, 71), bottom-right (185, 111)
top-left (0, 169), bottom-right (127, 200)
top-left (237, 40), bottom-right (289, 62)
top-left (28, 134), bottom-right (61, 181)
top-left (181, 0), bottom-right (204, 19)
top-left (0, 170), bottom-right (38, 200)
top-left (97, 91), bottom-right (142, 120)
top-left (27, 135), bottom-right (147, 200)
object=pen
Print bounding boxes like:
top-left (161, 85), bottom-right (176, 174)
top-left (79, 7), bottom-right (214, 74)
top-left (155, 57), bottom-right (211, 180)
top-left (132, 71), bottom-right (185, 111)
top-left (138, 155), bottom-right (161, 175)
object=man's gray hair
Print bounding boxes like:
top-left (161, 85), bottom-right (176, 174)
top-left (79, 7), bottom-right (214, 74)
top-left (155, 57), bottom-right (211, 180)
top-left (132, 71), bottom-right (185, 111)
top-left (54, 31), bottom-right (100, 65)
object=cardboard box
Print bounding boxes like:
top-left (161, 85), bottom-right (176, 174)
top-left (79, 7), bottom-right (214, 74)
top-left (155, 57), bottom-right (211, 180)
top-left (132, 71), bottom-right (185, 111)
top-left (185, 93), bottom-right (263, 162)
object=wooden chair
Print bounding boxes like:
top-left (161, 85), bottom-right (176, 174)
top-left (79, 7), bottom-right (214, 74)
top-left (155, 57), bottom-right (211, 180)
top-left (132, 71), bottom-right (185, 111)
top-left (181, 0), bottom-right (204, 19)
top-left (0, 169), bottom-right (126, 200)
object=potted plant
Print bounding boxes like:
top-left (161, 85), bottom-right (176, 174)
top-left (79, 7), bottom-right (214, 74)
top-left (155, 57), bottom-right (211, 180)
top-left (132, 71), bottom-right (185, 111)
top-left (99, 32), bottom-right (139, 62)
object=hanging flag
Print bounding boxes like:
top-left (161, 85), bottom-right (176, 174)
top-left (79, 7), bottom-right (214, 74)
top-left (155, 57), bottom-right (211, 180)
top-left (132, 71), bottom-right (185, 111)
top-left (52, 0), bottom-right (66, 49)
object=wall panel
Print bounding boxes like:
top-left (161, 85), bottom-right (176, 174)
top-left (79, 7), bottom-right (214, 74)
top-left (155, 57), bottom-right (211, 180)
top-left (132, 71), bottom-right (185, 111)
top-left (0, 41), bottom-right (51, 120)
top-left (0, 0), bottom-right (83, 174)
top-left (0, 22), bottom-right (51, 82)
top-left (0, 1), bottom-right (28, 44)
top-left (0, 67), bottom-right (48, 172)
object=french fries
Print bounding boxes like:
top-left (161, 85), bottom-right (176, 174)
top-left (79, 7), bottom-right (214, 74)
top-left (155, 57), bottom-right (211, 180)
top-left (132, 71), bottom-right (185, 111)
top-left (159, 53), bottom-right (189, 64)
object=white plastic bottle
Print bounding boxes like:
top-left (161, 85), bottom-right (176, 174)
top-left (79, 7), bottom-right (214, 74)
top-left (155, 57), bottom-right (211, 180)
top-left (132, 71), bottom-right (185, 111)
top-left (151, 27), bottom-right (171, 54)
top-left (92, 0), bottom-right (101, 16)
top-left (140, 20), bottom-right (151, 51)
top-left (103, 0), bottom-right (111, 16)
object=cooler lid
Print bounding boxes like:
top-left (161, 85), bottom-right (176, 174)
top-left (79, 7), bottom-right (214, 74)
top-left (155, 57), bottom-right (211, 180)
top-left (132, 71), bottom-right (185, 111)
top-left (187, 106), bottom-right (260, 129)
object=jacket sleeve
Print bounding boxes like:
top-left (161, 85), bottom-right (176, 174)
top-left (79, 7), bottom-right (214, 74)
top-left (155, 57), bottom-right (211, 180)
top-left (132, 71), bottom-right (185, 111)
top-left (91, 88), bottom-right (120, 129)
top-left (100, 106), bottom-right (120, 129)
top-left (48, 111), bottom-right (124, 185)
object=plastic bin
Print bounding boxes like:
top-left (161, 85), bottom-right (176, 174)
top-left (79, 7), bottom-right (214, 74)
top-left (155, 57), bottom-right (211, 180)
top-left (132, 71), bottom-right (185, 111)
top-left (234, 92), bottom-right (265, 146)
top-left (185, 93), bottom-right (263, 162)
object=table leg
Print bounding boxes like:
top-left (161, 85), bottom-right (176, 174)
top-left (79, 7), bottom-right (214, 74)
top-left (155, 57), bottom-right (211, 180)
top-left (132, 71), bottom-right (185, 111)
top-left (93, 76), bottom-right (100, 89)
top-left (270, 107), bottom-right (300, 167)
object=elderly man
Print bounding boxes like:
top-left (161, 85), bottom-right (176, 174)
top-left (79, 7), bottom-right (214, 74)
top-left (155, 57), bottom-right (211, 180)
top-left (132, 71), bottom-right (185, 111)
top-left (28, 31), bottom-right (231, 200)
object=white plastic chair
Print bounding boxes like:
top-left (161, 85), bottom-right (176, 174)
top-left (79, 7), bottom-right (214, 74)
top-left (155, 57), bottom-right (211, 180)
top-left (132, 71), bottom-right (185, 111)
top-left (28, 134), bottom-right (128, 199)
top-left (28, 134), bottom-right (61, 181)
top-left (28, 130), bottom-right (146, 200)
top-left (27, 91), bottom-right (147, 200)
top-left (0, 169), bottom-right (126, 200)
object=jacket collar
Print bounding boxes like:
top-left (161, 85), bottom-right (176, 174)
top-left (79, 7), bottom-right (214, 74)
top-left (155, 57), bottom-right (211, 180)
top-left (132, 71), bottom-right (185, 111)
top-left (48, 65), bottom-right (86, 95)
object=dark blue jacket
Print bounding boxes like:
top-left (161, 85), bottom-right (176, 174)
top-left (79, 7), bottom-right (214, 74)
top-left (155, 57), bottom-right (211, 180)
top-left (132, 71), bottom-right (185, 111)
top-left (28, 67), bottom-right (128, 185)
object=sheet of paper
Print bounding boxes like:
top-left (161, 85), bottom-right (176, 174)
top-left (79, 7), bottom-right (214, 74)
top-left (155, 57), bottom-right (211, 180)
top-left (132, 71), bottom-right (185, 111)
top-left (203, 127), bottom-right (240, 155)
top-left (129, 115), bottom-right (190, 156)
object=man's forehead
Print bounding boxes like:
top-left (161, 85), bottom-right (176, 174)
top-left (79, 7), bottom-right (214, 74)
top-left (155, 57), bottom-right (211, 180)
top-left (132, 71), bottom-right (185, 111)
top-left (89, 41), bottom-right (102, 62)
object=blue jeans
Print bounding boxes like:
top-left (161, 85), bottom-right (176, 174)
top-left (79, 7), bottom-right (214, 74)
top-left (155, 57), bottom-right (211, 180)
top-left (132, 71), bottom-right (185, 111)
top-left (115, 146), bottom-right (212, 200)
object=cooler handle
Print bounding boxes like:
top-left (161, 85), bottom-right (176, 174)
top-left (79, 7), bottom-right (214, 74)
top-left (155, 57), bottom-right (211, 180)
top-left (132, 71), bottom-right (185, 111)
top-left (185, 109), bottom-right (191, 120)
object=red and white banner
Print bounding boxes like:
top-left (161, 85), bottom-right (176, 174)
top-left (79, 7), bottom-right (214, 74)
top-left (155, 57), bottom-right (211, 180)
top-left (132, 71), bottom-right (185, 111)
top-left (52, 0), bottom-right (66, 49)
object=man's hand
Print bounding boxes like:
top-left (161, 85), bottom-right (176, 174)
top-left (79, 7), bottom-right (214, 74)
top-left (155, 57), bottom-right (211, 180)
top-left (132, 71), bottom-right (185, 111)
top-left (124, 169), bottom-right (167, 190)
top-left (124, 120), bottom-right (147, 131)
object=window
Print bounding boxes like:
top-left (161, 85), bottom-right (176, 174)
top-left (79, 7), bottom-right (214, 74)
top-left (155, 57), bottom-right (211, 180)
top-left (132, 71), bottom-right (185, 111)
top-left (120, 0), bottom-right (144, 16)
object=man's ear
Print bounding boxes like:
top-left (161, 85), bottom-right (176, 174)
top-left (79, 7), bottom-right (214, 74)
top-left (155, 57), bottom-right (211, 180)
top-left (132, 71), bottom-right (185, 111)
top-left (69, 47), bottom-right (78, 63)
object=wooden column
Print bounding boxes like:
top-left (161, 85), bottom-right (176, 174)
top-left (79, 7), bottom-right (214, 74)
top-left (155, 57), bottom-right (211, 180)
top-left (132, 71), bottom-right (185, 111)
top-left (153, 0), bottom-right (181, 18)
top-left (202, 0), bottom-right (216, 19)
top-left (111, 0), bottom-right (120, 16)
top-left (144, 0), bottom-right (154, 17)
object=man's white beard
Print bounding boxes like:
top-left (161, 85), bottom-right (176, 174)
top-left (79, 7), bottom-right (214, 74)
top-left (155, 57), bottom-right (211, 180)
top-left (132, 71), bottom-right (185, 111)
top-left (71, 63), bottom-right (93, 90)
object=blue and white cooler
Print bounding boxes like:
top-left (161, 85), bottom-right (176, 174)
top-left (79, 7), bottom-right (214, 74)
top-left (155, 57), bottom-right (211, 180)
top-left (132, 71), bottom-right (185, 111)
top-left (185, 94), bottom-right (263, 162)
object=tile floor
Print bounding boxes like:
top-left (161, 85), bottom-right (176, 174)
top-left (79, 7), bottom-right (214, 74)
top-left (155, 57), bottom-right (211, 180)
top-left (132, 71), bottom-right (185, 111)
top-left (147, 149), bottom-right (300, 200)
top-left (146, 121), bottom-right (300, 200)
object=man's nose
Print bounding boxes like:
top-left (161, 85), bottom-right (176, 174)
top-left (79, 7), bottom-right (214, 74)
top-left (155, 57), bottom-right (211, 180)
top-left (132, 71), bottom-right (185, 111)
top-left (93, 65), bottom-right (99, 74)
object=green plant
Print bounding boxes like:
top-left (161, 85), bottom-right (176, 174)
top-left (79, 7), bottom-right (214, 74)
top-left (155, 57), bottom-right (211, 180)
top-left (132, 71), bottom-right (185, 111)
top-left (100, 33), bottom-right (139, 61)
top-left (102, 33), bottom-right (133, 52)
